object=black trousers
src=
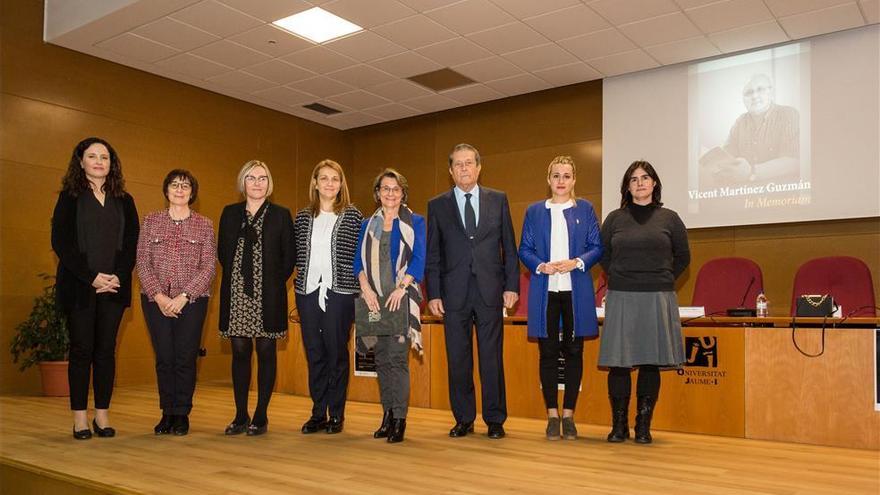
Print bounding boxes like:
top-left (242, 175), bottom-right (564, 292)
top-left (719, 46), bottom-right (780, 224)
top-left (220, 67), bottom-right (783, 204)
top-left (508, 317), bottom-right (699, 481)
top-left (443, 275), bottom-right (507, 425)
top-left (538, 291), bottom-right (584, 410)
top-left (142, 295), bottom-right (208, 415)
top-left (66, 293), bottom-right (125, 411)
top-left (296, 289), bottom-right (355, 420)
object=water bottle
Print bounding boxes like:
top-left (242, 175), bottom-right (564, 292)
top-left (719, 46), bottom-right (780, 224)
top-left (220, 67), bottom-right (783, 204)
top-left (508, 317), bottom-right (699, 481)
top-left (756, 291), bottom-right (768, 318)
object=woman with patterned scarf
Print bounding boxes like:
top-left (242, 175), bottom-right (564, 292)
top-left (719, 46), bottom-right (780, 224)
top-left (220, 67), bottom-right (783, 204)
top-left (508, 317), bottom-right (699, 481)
top-left (353, 168), bottom-right (426, 443)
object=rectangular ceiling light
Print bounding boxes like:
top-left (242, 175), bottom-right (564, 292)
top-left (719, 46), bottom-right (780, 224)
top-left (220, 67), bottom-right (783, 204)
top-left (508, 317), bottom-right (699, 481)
top-left (273, 7), bottom-right (363, 44)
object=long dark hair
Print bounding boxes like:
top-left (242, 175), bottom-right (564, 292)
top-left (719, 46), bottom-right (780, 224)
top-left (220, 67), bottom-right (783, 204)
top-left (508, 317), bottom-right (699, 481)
top-left (61, 137), bottom-right (126, 197)
top-left (619, 160), bottom-right (663, 208)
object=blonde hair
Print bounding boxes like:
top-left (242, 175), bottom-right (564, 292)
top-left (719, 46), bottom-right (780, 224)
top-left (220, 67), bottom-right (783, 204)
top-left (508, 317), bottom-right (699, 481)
top-left (547, 155), bottom-right (577, 200)
top-left (236, 160), bottom-right (274, 197)
top-left (309, 159), bottom-right (351, 216)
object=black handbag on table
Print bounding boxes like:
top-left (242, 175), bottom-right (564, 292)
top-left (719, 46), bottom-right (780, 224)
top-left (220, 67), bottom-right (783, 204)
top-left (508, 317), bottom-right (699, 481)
top-left (795, 294), bottom-right (836, 317)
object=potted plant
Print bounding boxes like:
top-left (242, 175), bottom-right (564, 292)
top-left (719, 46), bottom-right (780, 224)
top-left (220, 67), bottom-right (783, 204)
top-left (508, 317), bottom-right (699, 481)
top-left (9, 273), bottom-right (70, 396)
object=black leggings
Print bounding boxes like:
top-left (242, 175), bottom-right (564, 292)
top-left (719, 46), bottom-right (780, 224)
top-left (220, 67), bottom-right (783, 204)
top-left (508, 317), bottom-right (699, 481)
top-left (538, 291), bottom-right (583, 410)
top-left (230, 337), bottom-right (277, 425)
top-left (607, 366), bottom-right (660, 398)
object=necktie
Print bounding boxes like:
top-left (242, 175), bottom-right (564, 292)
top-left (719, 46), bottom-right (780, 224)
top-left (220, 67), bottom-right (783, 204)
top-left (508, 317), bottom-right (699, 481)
top-left (464, 193), bottom-right (476, 239)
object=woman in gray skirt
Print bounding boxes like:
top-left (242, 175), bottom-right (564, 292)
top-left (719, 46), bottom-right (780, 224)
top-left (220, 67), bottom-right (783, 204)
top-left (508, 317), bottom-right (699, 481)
top-left (598, 160), bottom-right (690, 444)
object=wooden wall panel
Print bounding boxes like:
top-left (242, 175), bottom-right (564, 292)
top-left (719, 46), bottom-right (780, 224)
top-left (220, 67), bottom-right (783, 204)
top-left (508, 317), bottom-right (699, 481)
top-left (745, 328), bottom-right (880, 449)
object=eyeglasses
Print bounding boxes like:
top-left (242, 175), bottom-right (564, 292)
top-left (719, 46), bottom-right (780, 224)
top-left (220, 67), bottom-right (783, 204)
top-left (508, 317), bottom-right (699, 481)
top-left (245, 175), bottom-right (269, 184)
top-left (379, 186), bottom-right (402, 194)
top-left (169, 182), bottom-right (192, 190)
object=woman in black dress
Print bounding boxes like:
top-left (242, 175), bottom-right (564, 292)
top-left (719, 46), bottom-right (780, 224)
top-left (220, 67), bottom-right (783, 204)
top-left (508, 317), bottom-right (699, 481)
top-left (217, 160), bottom-right (294, 436)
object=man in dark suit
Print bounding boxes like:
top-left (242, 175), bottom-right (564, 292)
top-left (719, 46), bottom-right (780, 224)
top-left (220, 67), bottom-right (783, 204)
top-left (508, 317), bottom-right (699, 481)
top-left (426, 143), bottom-right (520, 439)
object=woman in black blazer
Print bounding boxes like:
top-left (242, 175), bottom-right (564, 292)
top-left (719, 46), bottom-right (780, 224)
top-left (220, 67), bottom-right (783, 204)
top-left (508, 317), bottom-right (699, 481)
top-left (51, 137), bottom-right (139, 440)
top-left (217, 160), bottom-right (295, 436)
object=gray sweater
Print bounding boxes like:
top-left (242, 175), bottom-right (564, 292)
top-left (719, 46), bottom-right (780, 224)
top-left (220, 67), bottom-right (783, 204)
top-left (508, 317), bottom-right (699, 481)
top-left (600, 203), bottom-right (690, 292)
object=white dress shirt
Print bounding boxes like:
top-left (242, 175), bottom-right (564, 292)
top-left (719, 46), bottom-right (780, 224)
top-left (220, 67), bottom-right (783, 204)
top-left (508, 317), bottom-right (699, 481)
top-left (306, 210), bottom-right (338, 311)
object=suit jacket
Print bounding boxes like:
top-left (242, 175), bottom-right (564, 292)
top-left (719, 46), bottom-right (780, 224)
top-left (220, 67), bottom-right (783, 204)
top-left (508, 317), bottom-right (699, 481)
top-left (51, 190), bottom-right (140, 311)
top-left (518, 199), bottom-right (603, 338)
top-left (217, 201), bottom-right (295, 333)
top-left (426, 186), bottom-right (519, 311)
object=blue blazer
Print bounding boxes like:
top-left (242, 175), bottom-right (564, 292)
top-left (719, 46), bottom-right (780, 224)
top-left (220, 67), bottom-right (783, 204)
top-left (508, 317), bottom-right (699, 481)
top-left (353, 213), bottom-right (426, 284)
top-left (518, 199), bottom-right (603, 338)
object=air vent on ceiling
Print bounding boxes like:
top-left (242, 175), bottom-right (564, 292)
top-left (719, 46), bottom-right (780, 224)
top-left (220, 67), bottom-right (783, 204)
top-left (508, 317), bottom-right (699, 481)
top-left (303, 102), bottom-right (342, 115)
top-left (407, 68), bottom-right (475, 92)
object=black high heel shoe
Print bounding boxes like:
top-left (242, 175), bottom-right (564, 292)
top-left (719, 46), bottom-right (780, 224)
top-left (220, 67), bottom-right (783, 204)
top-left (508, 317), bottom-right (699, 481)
top-left (92, 419), bottom-right (116, 438)
top-left (154, 414), bottom-right (173, 435)
top-left (73, 426), bottom-right (92, 440)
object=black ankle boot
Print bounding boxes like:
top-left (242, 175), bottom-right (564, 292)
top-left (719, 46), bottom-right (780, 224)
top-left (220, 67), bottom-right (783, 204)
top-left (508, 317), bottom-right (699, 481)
top-left (607, 396), bottom-right (630, 443)
top-left (154, 414), bottom-right (173, 435)
top-left (373, 410), bottom-right (394, 439)
top-left (634, 395), bottom-right (657, 444)
top-left (387, 418), bottom-right (406, 443)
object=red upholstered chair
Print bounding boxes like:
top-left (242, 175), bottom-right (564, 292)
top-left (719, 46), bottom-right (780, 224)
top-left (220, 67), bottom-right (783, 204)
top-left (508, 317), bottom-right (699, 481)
top-left (418, 281), bottom-right (428, 314)
top-left (692, 257), bottom-right (764, 315)
top-left (512, 271), bottom-right (530, 316)
top-left (594, 271), bottom-right (608, 307)
top-left (790, 256), bottom-right (876, 317)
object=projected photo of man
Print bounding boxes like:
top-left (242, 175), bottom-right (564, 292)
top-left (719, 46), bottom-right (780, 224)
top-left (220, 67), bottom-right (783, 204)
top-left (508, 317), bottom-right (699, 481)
top-left (700, 74), bottom-right (800, 185)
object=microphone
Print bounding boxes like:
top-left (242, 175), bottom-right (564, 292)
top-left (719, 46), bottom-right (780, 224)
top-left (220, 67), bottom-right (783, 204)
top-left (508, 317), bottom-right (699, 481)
top-left (727, 276), bottom-right (757, 317)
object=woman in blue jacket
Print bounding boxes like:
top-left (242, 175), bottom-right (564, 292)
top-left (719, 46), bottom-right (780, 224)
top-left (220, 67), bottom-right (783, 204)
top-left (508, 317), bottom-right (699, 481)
top-left (519, 155), bottom-right (602, 441)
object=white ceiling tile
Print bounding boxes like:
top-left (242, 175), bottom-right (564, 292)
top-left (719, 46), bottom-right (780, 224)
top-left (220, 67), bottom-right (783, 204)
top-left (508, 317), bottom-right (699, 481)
top-left (558, 29), bottom-right (637, 61)
top-left (502, 43), bottom-right (579, 71)
top-left (588, 0), bottom-right (681, 24)
top-left (533, 62), bottom-right (602, 86)
top-left (325, 112), bottom-right (385, 129)
top-left (524, 4), bottom-right (610, 41)
top-left (397, 0), bottom-right (462, 12)
top-left (453, 56), bottom-right (523, 82)
top-left (206, 71), bottom-right (277, 93)
top-left (370, 51), bottom-right (443, 78)
top-left (426, 0), bottom-right (516, 35)
top-left (587, 49), bottom-right (659, 77)
top-left (862, 0), bottom-right (879, 23)
top-left (673, 0), bottom-right (718, 8)
top-left (416, 37), bottom-right (494, 66)
top-left (367, 79), bottom-right (434, 100)
top-left (156, 53), bottom-right (232, 79)
top-left (94, 33), bottom-right (178, 63)
top-left (324, 31), bottom-right (406, 62)
top-left (219, 0), bottom-right (312, 22)
top-left (281, 46), bottom-right (356, 74)
top-left (252, 86), bottom-right (316, 106)
top-left (619, 12), bottom-right (702, 47)
top-left (764, 0), bottom-right (852, 18)
top-left (402, 93), bottom-right (459, 112)
top-left (228, 24), bottom-right (314, 57)
top-left (778, 2), bottom-right (865, 38)
top-left (328, 64), bottom-right (396, 87)
top-left (327, 90), bottom-right (392, 110)
top-left (372, 14), bottom-right (458, 49)
top-left (170, 0), bottom-right (264, 38)
top-left (288, 76), bottom-right (355, 98)
top-left (133, 17), bottom-right (219, 52)
top-left (440, 83), bottom-right (505, 105)
top-left (322, 0), bottom-right (416, 28)
top-left (485, 73), bottom-right (551, 96)
top-left (644, 36), bottom-right (721, 65)
top-left (467, 22), bottom-right (548, 54)
top-left (686, 0), bottom-right (775, 34)
top-left (364, 103), bottom-right (421, 120)
top-left (242, 59), bottom-right (315, 84)
top-left (191, 40), bottom-right (272, 69)
top-left (492, 0), bottom-right (582, 18)
top-left (708, 20), bottom-right (789, 52)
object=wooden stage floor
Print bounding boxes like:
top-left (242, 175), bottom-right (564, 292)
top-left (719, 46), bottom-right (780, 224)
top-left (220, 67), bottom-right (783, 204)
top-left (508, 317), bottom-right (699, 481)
top-left (1, 382), bottom-right (877, 495)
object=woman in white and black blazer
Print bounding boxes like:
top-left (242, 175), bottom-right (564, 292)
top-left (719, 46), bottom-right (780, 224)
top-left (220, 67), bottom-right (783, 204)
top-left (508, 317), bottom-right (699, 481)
top-left (294, 159), bottom-right (363, 435)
